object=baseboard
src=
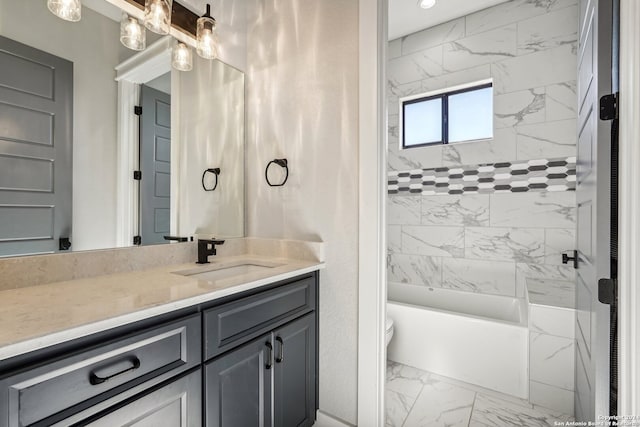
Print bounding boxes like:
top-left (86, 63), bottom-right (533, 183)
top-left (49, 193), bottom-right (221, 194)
top-left (315, 410), bottom-right (354, 427)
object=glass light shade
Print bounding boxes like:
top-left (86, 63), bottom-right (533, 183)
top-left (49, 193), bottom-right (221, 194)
top-left (196, 16), bottom-right (218, 59)
top-left (47, 0), bottom-right (81, 22)
top-left (144, 0), bottom-right (172, 35)
top-left (120, 14), bottom-right (146, 51)
top-left (418, 0), bottom-right (436, 9)
top-left (172, 42), bottom-right (193, 72)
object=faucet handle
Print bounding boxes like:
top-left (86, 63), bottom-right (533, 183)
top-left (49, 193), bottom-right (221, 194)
top-left (164, 236), bottom-right (191, 242)
top-left (198, 238), bottom-right (225, 245)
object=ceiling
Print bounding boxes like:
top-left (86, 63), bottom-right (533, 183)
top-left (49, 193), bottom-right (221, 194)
top-left (388, 0), bottom-right (511, 40)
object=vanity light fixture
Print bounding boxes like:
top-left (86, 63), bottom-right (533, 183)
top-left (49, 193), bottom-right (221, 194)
top-left (120, 14), bottom-right (146, 51)
top-left (172, 41), bottom-right (193, 71)
top-left (47, 0), bottom-right (81, 22)
top-left (196, 4), bottom-right (218, 60)
top-left (144, 0), bottom-right (172, 35)
top-left (418, 0), bottom-right (436, 9)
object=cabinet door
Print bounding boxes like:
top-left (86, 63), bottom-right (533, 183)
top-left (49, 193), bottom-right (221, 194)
top-left (205, 334), bottom-right (273, 427)
top-left (273, 314), bottom-right (316, 427)
top-left (84, 370), bottom-right (201, 427)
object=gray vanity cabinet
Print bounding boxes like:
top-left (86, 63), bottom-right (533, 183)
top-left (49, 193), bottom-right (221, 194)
top-left (205, 334), bottom-right (273, 427)
top-left (0, 271), bottom-right (319, 427)
top-left (273, 314), bottom-right (316, 427)
top-left (205, 314), bottom-right (316, 427)
top-left (204, 274), bottom-right (318, 427)
top-left (0, 314), bottom-right (201, 427)
top-left (84, 370), bottom-right (201, 427)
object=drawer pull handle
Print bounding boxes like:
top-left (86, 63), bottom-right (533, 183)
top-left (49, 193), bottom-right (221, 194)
top-left (275, 336), bottom-right (284, 363)
top-left (89, 356), bottom-right (141, 385)
top-left (265, 341), bottom-right (273, 370)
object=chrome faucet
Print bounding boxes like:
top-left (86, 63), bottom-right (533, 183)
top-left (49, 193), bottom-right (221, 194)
top-left (197, 239), bottom-right (225, 264)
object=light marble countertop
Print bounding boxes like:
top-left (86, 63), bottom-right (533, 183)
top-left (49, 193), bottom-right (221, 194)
top-left (526, 277), bottom-right (576, 310)
top-left (0, 255), bottom-right (324, 362)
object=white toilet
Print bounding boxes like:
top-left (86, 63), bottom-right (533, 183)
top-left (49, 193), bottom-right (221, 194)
top-left (385, 317), bottom-right (395, 346)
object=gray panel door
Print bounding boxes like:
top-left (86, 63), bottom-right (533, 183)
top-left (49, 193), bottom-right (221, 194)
top-left (273, 314), bottom-right (316, 427)
top-left (205, 333), bottom-right (273, 427)
top-left (140, 84), bottom-right (171, 245)
top-left (575, 0), bottom-right (613, 420)
top-left (0, 36), bottom-right (72, 256)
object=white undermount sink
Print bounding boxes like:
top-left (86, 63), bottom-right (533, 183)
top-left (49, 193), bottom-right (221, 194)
top-left (173, 261), bottom-right (283, 282)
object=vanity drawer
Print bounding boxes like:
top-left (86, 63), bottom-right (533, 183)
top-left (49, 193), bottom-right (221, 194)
top-left (2, 314), bottom-right (200, 427)
top-left (204, 275), bottom-right (316, 359)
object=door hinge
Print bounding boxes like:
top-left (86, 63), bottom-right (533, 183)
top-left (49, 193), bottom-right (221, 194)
top-left (600, 93), bottom-right (618, 120)
top-left (598, 278), bottom-right (617, 305)
top-left (133, 170), bottom-right (142, 180)
top-left (134, 106), bottom-right (142, 116)
top-left (133, 236), bottom-right (142, 246)
top-left (59, 237), bottom-right (71, 251)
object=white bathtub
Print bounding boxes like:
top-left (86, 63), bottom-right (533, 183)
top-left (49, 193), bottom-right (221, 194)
top-left (387, 282), bottom-right (529, 399)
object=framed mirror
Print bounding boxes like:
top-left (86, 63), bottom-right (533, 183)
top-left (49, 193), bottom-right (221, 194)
top-left (0, 0), bottom-right (245, 257)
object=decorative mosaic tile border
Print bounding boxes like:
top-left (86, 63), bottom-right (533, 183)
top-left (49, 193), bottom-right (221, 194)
top-left (388, 157), bottom-right (576, 196)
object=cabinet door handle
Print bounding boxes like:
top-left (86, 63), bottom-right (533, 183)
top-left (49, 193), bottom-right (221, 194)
top-left (265, 341), bottom-right (273, 370)
top-left (275, 336), bottom-right (284, 363)
top-left (89, 356), bottom-right (141, 385)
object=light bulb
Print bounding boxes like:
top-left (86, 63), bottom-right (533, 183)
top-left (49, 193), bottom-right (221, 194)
top-left (144, 0), bottom-right (172, 35)
top-left (120, 14), bottom-right (146, 51)
top-left (197, 28), bottom-right (217, 59)
top-left (47, 0), bottom-right (81, 22)
top-left (196, 4), bottom-right (218, 60)
top-left (418, 0), bottom-right (436, 9)
top-left (172, 42), bottom-right (193, 72)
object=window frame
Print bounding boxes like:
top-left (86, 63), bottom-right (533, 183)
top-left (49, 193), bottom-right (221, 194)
top-left (399, 79), bottom-right (493, 149)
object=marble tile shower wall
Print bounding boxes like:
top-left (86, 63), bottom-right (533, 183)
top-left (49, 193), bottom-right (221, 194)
top-left (387, 0), bottom-right (579, 298)
top-left (388, 191), bottom-right (576, 297)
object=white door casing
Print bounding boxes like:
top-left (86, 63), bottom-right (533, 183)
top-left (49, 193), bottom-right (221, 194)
top-left (617, 0), bottom-right (640, 417)
top-left (357, 0), bottom-right (387, 425)
top-left (115, 37), bottom-right (174, 247)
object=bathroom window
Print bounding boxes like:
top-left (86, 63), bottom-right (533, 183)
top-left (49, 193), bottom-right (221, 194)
top-left (400, 81), bottom-right (493, 148)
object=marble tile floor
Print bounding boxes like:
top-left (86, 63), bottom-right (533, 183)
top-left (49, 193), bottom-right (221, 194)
top-left (386, 360), bottom-right (574, 427)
